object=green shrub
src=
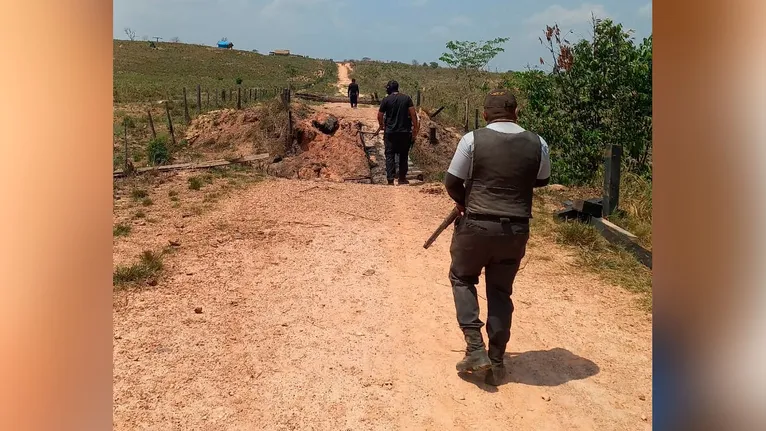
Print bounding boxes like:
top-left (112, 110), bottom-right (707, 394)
top-left (146, 136), bottom-right (170, 166)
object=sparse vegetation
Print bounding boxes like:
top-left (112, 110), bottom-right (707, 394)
top-left (133, 210), bottom-right (146, 219)
top-left (141, 197), bottom-right (154, 206)
top-left (113, 223), bottom-right (132, 237)
top-left (188, 176), bottom-right (204, 190)
top-left (131, 189), bottom-right (148, 200)
top-left (113, 40), bottom-right (338, 102)
top-left (113, 249), bottom-right (165, 288)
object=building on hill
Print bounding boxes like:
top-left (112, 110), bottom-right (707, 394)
top-left (269, 49), bottom-right (290, 56)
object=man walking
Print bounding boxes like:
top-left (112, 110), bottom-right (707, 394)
top-left (375, 80), bottom-right (419, 185)
top-left (443, 89), bottom-right (551, 386)
top-left (348, 78), bottom-right (360, 108)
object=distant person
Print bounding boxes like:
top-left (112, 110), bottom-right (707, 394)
top-left (375, 80), bottom-right (419, 185)
top-left (443, 89), bottom-right (551, 386)
top-left (348, 78), bottom-right (360, 108)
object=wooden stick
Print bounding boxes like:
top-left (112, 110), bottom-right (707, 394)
top-left (196, 85), bottom-right (202, 115)
top-left (165, 102), bottom-right (176, 147)
top-left (183, 87), bottom-right (190, 124)
top-left (147, 110), bottom-right (156, 139)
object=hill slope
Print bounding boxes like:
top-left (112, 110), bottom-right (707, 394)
top-left (113, 40), bottom-right (338, 102)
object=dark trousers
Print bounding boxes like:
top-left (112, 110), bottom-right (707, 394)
top-left (384, 132), bottom-right (411, 181)
top-left (449, 216), bottom-right (529, 364)
top-left (349, 93), bottom-right (358, 107)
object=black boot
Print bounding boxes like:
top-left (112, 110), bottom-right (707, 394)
top-left (485, 344), bottom-right (508, 386)
top-left (456, 330), bottom-right (491, 373)
top-left (484, 363), bottom-right (507, 386)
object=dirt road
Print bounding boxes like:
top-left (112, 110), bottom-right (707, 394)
top-left (335, 62), bottom-right (352, 96)
top-left (113, 179), bottom-right (652, 430)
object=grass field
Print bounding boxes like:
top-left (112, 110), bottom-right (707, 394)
top-left (349, 61), bottom-right (520, 128)
top-left (114, 40), bottom-right (338, 103)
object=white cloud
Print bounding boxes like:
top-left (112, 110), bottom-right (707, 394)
top-left (639, 2), bottom-right (652, 18)
top-left (525, 3), bottom-right (610, 36)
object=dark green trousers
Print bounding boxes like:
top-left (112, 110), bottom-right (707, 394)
top-left (449, 215), bottom-right (529, 363)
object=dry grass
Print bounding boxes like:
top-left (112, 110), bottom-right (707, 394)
top-left (114, 40), bottom-right (338, 103)
top-left (113, 249), bottom-right (167, 289)
top-left (531, 191), bottom-right (652, 310)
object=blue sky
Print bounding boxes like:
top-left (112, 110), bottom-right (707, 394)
top-left (113, 0), bottom-right (652, 71)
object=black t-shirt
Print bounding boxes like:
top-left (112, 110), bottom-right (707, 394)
top-left (379, 93), bottom-right (414, 133)
top-left (348, 83), bottom-right (359, 95)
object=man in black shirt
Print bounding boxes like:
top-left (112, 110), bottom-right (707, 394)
top-left (348, 78), bottom-right (360, 108)
top-left (375, 80), bottom-right (419, 185)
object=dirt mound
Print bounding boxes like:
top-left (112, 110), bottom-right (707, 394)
top-left (267, 112), bottom-right (369, 181)
top-left (411, 110), bottom-right (465, 180)
top-left (184, 104), bottom-right (287, 160)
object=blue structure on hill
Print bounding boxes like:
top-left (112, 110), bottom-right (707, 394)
top-left (217, 39), bottom-right (234, 49)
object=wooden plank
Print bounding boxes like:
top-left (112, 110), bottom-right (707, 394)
top-left (293, 92), bottom-right (378, 105)
top-left (113, 153), bottom-right (270, 178)
top-left (589, 217), bottom-right (652, 269)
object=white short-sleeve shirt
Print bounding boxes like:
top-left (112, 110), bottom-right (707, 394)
top-left (446, 122), bottom-right (551, 181)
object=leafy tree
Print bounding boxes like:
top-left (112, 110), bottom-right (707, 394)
top-left (439, 37), bottom-right (509, 88)
top-left (517, 18), bottom-right (652, 185)
top-left (429, 61), bottom-right (439, 69)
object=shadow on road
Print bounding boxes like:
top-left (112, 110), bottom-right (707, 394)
top-left (458, 348), bottom-right (599, 391)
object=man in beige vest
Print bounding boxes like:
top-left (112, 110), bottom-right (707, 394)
top-left (443, 89), bottom-right (551, 386)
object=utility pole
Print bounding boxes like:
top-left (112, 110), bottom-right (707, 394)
top-left (152, 36), bottom-right (162, 43)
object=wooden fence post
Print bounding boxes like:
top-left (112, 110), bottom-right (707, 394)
top-left (602, 144), bottom-right (622, 217)
top-left (237, 87), bottom-right (242, 109)
top-left (286, 110), bottom-right (293, 149)
top-left (123, 122), bottom-right (129, 172)
top-left (474, 109), bottom-right (479, 130)
top-left (229, 88), bottom-right (233, 102)
top-left (254, 88), bottom-right (258, 102)
top-left (221, 89), bottom-right (226, 103)
top-left (464, 99), bottom-right (469, 132)
top-left (429, 126), bottom-right (437, 145)
top-left (183, 87), bottom-right (190, 124)
top-left (196, 85), bottom-right (202, 115)
top-left (416, 90), bottom-right (421, 107)
top-left (206, 89), bottom-right (210, 108)
top-left (215, 90), bottom-right (219, 107)
top-left (165, 102), bottom-right (176, 147)
top-left (147, 110), bottom-right (156, 139)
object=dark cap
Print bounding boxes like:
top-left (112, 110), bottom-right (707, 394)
top-left (483, 88), bottom-right (518, 121)
top-left (483, 88), bottom-right (517, 111)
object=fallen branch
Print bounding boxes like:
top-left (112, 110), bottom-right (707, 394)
top-left (338, 210), bottom-right (380, 222)
top-left (113, 153), bottom-right (270, 178)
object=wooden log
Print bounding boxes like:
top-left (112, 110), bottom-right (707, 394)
top-left (147, 110), bottom-right (156, 139)
top-left (429, 106), bottom-right (445, 118)
top-left (589, 217), bottom-right (652, 269)
top-left (113, 153), bottom-right (271, 178)
top-left (292, 92), bottom-right (377, 105)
